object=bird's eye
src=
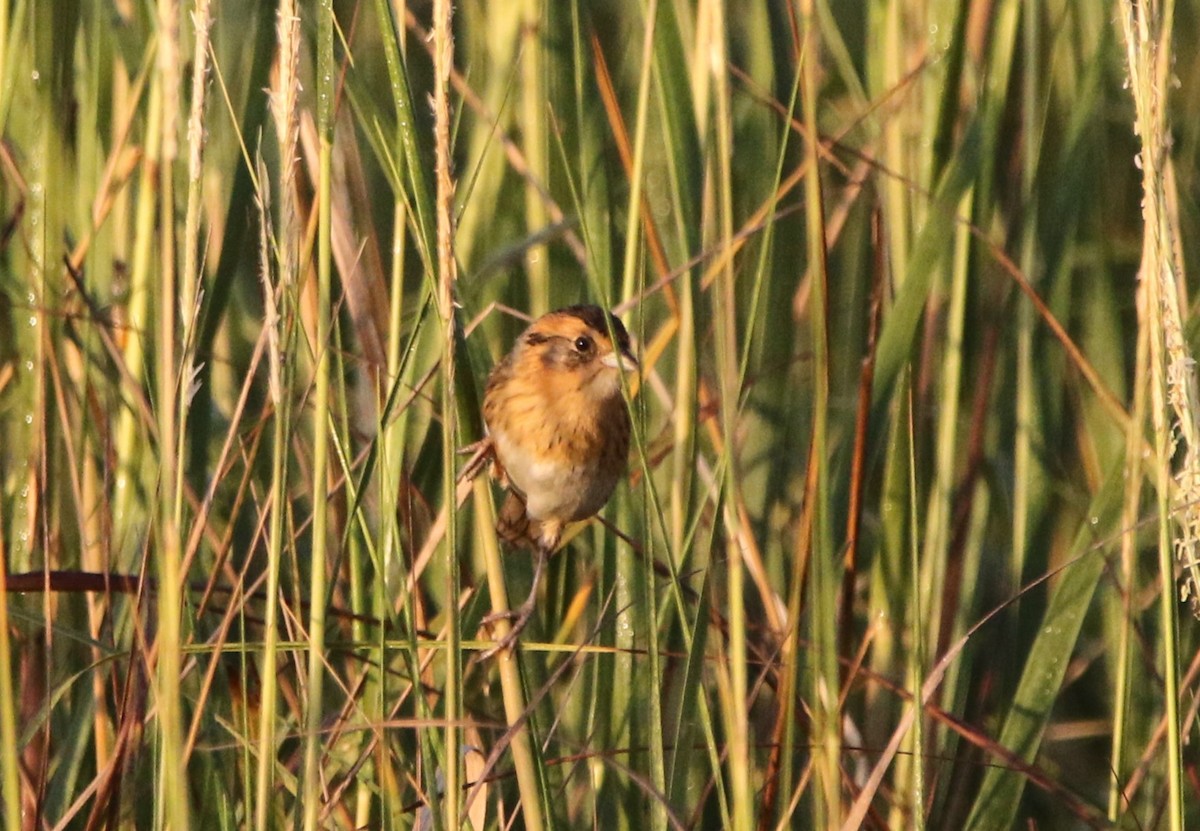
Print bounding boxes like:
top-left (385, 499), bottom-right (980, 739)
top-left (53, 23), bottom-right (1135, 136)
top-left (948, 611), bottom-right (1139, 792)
top-left (574, 335), bottom-right (594, 353)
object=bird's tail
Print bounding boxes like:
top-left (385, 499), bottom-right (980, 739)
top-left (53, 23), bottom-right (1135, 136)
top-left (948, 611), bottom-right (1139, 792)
top-left (496, 490), bottom-right (540, 550)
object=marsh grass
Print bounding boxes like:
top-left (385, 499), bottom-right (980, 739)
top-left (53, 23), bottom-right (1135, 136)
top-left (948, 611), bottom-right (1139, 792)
top-left (0, 1), bottom-right (1198, 828)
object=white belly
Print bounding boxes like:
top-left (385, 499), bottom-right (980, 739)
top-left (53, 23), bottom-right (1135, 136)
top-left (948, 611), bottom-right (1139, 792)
top-left (491, 428), bottom-right (615, 522)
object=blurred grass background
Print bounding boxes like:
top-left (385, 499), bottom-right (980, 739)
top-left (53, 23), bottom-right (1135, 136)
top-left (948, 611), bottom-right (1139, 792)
top-left (0, 0), bottom-right (1197, 828)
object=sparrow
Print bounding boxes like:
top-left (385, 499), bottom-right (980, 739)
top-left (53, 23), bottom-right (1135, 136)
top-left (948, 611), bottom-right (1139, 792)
top-left (477, 304), bottom-right (638, 652)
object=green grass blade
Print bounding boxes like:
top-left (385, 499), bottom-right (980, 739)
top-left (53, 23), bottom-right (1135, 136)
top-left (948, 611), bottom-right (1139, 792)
top-left (964, 465), bottom-right (1123, 830)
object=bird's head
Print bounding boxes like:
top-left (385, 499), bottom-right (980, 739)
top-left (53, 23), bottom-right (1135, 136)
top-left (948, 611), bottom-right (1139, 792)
top-left (519, 304), bottom-right (638, 397)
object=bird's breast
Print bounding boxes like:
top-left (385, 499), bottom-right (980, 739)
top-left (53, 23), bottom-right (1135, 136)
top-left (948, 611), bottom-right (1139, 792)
top-left (488, 390), bottom-right (628, 524)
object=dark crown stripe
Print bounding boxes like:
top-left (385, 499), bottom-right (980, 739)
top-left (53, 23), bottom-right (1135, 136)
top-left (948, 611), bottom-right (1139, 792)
top-left (558, 304), bottom-right (631, 350)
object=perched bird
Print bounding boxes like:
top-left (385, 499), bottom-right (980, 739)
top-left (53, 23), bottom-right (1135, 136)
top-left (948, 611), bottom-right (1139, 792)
top-left (477, 304), bottom-right (638, 650)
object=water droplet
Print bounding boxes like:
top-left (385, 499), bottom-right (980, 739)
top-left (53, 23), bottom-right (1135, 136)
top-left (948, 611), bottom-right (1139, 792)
top-left (24, 414), bottom-right (33, 425)
top-left (30, 69), bottom-right (39, 82)
top-left (28, 316), bottom-right (37, 328)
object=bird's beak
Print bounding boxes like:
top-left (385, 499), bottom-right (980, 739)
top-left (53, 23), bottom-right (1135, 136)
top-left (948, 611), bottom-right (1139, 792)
top-left (601, 348), bottom-right (639, 372)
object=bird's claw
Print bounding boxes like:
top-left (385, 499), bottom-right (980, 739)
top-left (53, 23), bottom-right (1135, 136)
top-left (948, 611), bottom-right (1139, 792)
top-left (457, 438), bottom-right (494, 483)
top-left (474, 599), bottom-right (536, 662)
top-left (458, 438), bottom-right (490, 456)
top-left (471, 534), bottom-right (549, 666)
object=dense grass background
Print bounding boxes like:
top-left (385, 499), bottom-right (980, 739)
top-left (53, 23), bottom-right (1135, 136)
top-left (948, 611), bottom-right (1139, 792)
top-left (0, 0), bottom-right (1197, 828)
